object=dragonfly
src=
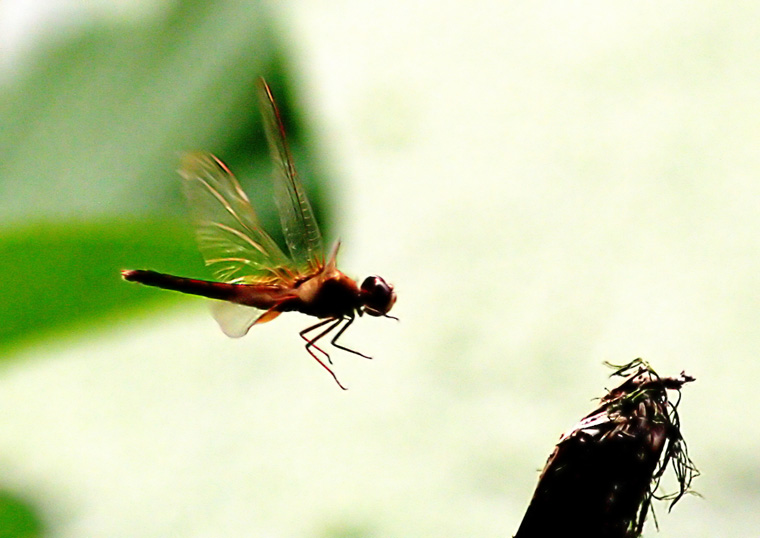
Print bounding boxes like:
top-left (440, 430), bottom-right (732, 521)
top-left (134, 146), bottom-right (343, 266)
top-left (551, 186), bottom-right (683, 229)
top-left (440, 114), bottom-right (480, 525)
top-left (122, 78), bottom-right (396, 389)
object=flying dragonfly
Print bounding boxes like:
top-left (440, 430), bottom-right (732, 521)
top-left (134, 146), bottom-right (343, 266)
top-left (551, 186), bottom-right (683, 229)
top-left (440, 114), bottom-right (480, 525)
top-left (122, 78), bottom-right (396, 389)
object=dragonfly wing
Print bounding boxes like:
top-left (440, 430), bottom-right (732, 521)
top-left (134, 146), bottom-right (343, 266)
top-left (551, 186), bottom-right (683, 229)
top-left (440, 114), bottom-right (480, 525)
top-left (257, 78), bottom-right (324, 273)
top-left (180, 152), bottom-right (292, 284)
top-left (210, 301), bottom-right (283, 338)
top-left (210, 301), bottom-right (263, 338)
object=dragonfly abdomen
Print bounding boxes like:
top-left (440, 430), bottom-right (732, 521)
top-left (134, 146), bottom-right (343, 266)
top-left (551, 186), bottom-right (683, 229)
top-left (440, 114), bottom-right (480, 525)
top-left (122, 269), bottom-right (295, 311)
top-left (121, 269), bottom-right (255, 304)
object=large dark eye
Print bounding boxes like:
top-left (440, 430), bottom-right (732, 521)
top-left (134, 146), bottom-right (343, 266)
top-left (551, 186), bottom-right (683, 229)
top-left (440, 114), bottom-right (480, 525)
top-left (360, 276), bottom-right (396, 316)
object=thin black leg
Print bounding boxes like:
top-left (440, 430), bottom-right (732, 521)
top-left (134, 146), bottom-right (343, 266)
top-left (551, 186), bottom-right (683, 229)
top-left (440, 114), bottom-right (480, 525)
top-left (299, 317), bottom-right (347, 390)
top-left (330, 314), bottom-right (373, 360)
top-left (299, 317), bottom-right (334, 363)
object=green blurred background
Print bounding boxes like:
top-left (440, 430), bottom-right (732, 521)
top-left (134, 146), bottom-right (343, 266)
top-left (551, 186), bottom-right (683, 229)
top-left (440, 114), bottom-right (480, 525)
top-left (1, 1), bottom-right (758, 537)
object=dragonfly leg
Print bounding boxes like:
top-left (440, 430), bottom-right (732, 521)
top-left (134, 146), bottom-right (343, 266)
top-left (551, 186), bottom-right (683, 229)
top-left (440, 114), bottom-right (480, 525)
top-left (300, 317), bottom-right (347, 390)
top-left (303, 342), bottom-right (347, 390)
top-left (299, 318), bottom-right (335, 363)
top-left (330, 314), bottom-right (373, 360)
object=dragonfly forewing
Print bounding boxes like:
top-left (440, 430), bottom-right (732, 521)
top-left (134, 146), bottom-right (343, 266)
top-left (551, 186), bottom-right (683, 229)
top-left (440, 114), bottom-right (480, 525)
top-left (180, 152), bottom-right (293, 284)
top-left (256, 78), bottom-right (324, 274)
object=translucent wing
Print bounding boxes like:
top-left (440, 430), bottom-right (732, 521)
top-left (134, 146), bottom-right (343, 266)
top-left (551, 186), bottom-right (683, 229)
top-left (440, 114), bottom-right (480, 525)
top-left (210, 301), bottom-right (268, 338)
top-left (180, 152), bottom-right (292, 284)
top-left (257, 78), bottom-right (324, 273)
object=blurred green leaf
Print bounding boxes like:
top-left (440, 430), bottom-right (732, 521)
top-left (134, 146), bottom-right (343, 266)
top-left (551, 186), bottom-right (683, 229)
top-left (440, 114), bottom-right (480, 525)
top-left (0, 490), bottom-right (43, 538)
top-left (0, 1), bottom-right (335, 358)
top-left (0, 219), bottom-right (205, 356)
top-left (0, 0), bottom-right (329, 228)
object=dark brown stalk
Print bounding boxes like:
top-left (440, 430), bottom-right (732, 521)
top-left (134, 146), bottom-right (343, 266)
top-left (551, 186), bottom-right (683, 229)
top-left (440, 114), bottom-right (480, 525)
top-left (514, 359), bottom-right (698, 538)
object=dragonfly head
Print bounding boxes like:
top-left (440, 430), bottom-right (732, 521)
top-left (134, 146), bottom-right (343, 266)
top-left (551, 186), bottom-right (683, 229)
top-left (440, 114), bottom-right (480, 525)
top-left (360, 276), bottom-right (396, 317)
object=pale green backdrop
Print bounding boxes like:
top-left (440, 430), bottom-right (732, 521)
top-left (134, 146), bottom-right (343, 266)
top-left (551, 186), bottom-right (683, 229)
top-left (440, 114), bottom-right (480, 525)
top-left (0, 1), bottom-right (757, 537)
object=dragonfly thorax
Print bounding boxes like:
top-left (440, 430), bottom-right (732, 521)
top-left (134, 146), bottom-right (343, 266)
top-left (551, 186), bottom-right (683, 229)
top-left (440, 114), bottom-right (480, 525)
top-left (294, 272), bottom-right (363, 319)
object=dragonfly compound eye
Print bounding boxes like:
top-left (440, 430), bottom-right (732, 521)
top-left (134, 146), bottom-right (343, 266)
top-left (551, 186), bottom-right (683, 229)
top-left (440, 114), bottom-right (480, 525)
top-left (360, 276), bottom-right (396, 316)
